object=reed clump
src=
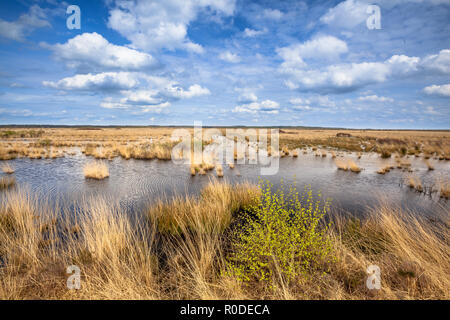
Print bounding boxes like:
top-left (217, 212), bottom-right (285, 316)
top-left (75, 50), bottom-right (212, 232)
top-left (0, 183), bottom-right (448, 300)
top-left (335, 159), bottom-right (361, 173)
top-left (0, 176), bottom-right (16, 189)
top-left (83, 162), bottom-right (109, 180)
top-left (147, 180), bottom-right (260, 234)
top-left (1, 162), bottom-right (14, 174)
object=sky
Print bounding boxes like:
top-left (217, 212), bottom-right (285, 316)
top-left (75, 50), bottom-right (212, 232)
top-left (0, 0), bottom-right (449, 129)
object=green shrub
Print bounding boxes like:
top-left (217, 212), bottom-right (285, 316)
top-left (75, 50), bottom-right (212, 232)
top-left (226, 181), bottom-right (334, 284)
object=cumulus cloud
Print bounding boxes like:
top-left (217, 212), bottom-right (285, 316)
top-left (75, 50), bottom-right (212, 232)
top-left (280, 61), bottom-right (391, 92)
top-left (233, 100), bottom-right (280, 114)
top-left (278, 39), bottom-right (449, 93)
top-left (320, 0), bottom-right (450, 29)
top-left (219, 51), bottom-right (241, 63)
top-left (45, 32), bottom-right (158, 72)
top-left (164, 84), bottom-right (211, 99)
top-left (423, 84), bottom-right (450, 97)
top-left (262, 9), bottom-right (283, 20)
top-left (243, 28), bottom-right (267, 37)
top-left (276, 36), bottom-right (348, 67)
top-left (421, 50), bottom-right (450, 74)
top-left (43, 72), bottom-right (140, 91)
top-left (0, 5), bottom-right (50, 41)
top-left (106, 0), bottom-right (236, 52)
top-left (289, 96), bottom-right (336, 110)
top-left (320, 0), bottom-right (368, 29)
top-left (238, 92), bottom-right (258, 103)
top-left (358, 95), bottom-right (394, 102)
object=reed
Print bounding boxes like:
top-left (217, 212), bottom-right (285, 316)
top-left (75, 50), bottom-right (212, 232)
top-left (424, 159), bottom-right (434, 170)
top-left (83, 162), bottom-right (109, 180)
top-left (1, 162), bottom-right (14, 174)
top-left (0, 183), bottom-right (448, 300)
top-left (0, 176), bottom-right (16, 189)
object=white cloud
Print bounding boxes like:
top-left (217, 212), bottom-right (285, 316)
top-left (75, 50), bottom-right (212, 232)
top-left (107, 0), bottom-right (236, 52)
top-left (0, 5), bottom-right (50, 41)
top-left (243, 28), bottom-right (267, 37)
top-left (262, 9), bottom-right (283, 20)
top-left (280, 61), bottom-right (391, 92)
top-left (421, 50), bottom-right (450, 74)
top-left (320, 0), bottom-right (450, 29)
top-left (233, 100), bottom-right (280, 114)
top-left (278, 45), bottom-right (449, 92)
top-left (320, 0), bottom-right (367, 29)
top-left (238, 92), bottom-right (258, 103)
top-left (424, 106), bottom-right (440, 115)
top-left (219, 51), bottom-right (241, 63)
top-left (46, 32), bottom-right (158, 72)
top-left (43, 72), bottom-right (140, 91)
top-left (387, 55), bottom-right (420, 74)
top-left (423, 84), bottom-right (450, 97)
top-left (276, 36), bottom-right (348, 67)
top-left (358, 95), bottom-right (394, 102)
top-left (164, 84), bottom-right (211, 99)
top-left (290, 96), bottom-right (336, 109)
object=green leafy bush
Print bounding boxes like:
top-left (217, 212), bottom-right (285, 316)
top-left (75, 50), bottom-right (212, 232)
top-left (226, 181), bottom-right (334, 284)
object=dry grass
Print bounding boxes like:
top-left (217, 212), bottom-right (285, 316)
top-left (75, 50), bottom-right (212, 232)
top-left (425, 159), bottom-right (434, 170)
top-left (148, 179), bottom-right (260, 234)
top-left (1, 162), bottom-right (14, 174)
top-left (377, 166), bottom-right (391, 175)
top-left (0, 182), bottom-right (448, 300)
top-left (438, 180), bottom-right (450, 199)
top-left (83, 162), bottom-right (109, 180)
top-left (216, 164), bottom-right (224, 178)
top-left (0, 176), bottom-right (15, 189)
top-left (2, 127), bottom-right (449, 162)
top-left (335, 159), bottom-right (361, 173)
top-left (407, 176), bottom-right (423, 192)
top-left (329, 204), bottom-right (449, 299)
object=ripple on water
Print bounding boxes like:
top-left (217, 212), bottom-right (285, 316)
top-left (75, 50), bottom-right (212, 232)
top-left (3, 153), bottom-right (449, 217)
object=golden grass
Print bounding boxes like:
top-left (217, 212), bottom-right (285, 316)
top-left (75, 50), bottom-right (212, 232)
top-left (0, 184), bottom-right (448, 300)
top-left (335, 159), bottom-right (361, 173)
top-left (1, 162), bottom-right (14, 174)
top-left (216, 164), bottom-right (224, 178)
top-left (83, 162), bottom-right (109, 180)
top-left (425, 159), bottom-right (434, 170)
top-left (438, 180), bottom-right (449, 199)
top-left (0, 176), bottom-right (15, 189)
top-left (2, 127), bottom-right (449, 162)
top-left (148, 179), bottom-right (260, 234)
top-left (377, 166), bottom-right (391, 175)
top-left (407, 176), bottom-right (423, 192)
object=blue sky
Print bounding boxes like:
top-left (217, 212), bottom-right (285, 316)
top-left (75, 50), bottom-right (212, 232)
top-left (0, 0), bottom-right (449, 128)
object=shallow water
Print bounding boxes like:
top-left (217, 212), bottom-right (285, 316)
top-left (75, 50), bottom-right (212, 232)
top-left (2, 150), bottom-right (449, 217)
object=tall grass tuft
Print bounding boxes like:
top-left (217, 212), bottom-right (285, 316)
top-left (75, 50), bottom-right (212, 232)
top-left (0, 176), bottom-right (15, 189)
top-left (83, 161), bottom-right (109, 180)
top-left (1, 162), bottom-right (14, 174)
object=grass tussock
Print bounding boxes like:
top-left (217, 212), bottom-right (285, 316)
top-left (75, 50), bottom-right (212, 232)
top-left (438, 180), bottom-right (450, 199)
top-left (334, 159), bottom-right (361, 173)
top-left (0, 176), bottom-right (16, 189)
top-left (83, 162), bottom-right (109, 180)
top-left (407, 176), bottom-right (423, 192)
top-left (0, 182), bottom-right (448, 300)
top-left (1, 162), bottom-right (14, 174)
top-left (148, 180), bottom-right (260, 234)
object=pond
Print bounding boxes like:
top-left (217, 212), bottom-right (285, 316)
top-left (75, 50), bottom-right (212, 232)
top-left (2, 150), bottom-right (449, 217)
